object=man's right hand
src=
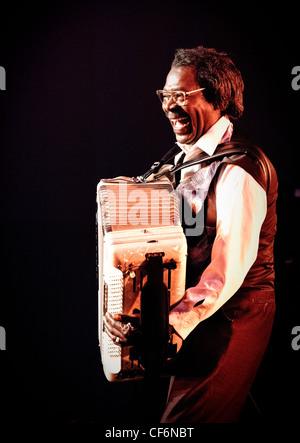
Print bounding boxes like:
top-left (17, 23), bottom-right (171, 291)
top-left (103, 312), bottom-right (140, 346)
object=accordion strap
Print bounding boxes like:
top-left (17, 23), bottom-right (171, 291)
top-left (136, 144), bottom-right (181, 182)
top-left (136, 139), bottom-right (269, 191)
top-left (153, 146), bottom-right (256, 180)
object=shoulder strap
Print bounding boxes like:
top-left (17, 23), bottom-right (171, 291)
top-left (137, 138), bottom-right (272, 193)
top-left (136, 144), bottom-right (181, 182)
top-left (153, 140), bottom-right (267, 184)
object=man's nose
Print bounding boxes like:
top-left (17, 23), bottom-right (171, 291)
top-left (163, 97), bottom-right (179, 113)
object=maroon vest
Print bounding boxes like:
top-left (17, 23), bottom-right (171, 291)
top-left (185, 136), bottom-right (278, 291)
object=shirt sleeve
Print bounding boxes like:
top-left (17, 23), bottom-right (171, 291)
top-left (169, 164), bottom-right (267, 339)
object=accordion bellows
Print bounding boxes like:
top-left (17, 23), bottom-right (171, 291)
top-left (97, 177), bottom-right (187, 381)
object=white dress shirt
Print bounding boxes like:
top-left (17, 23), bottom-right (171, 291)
top-left (170, 116), bottom-right (267, 339)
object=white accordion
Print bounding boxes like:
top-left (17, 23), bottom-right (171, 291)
top-left (97, 177), bottom-right (187, 381)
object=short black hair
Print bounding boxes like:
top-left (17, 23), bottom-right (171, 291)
top-left (171, 46), bottom-right (244, 119)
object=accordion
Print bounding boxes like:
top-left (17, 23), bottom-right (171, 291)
top-left (96, 177), bottom-right (187, 381)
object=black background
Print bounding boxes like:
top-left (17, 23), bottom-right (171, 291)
top-left (0, 0), bottom-right (299, 426)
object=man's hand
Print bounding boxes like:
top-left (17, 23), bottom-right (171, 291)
top-left (169, 325), bottom-right (183, 352)
top-left (104, 311), bottom-right (183, 353)
top-left (172, 332), bottom-right (183, 352)
top-left (103, 312), bottom-right (139, 346)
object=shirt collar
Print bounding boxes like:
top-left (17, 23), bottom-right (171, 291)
top-left (176, 115), bottom-right (233, 157)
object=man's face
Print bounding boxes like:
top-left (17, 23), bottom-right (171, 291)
top-left (162, 66), bottom-right (220, 146)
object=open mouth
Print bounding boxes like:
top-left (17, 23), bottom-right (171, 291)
top-left (170, 116), bottom-right (191, 134)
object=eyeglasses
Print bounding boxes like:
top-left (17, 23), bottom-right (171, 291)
top-left (156, 88), bottom-right (205, 106)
